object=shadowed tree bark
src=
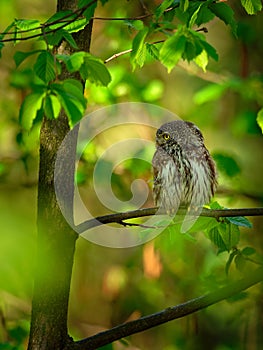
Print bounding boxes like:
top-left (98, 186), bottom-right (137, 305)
top-left (27, 0), bottom-right (95, 349)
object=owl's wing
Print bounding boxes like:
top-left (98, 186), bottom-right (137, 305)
top-left (152, 151), bottom-right (161, 205)
top-left (187, 151), bottom-right (217, 207)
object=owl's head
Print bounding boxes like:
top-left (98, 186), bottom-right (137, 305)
top-left (155, 120), bottom-right (204, 149)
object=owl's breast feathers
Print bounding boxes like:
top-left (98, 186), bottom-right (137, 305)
top-left (152, 147), bottom-right (182, 212)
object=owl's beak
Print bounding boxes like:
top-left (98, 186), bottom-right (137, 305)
top-left (155, 129), bottom-right (163, 144)
top-left (156, 129), bottom-right (162, 137)
top-left (156, 137), bottom-right (164, 147)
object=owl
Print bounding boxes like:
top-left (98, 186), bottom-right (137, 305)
top-left (152, 120), bottom-right (217, 214)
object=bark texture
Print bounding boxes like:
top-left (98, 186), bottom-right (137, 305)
top-left (27, 0), bottom-right (94, 348)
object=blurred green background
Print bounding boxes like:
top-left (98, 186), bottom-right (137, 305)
top-left (0, 1), bottom-right (263, 349)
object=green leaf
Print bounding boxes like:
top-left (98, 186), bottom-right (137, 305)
top-left (242, 247), bottom-right (256, 256)
top-left (57, 52), bottom-right (111, 86)
top-left (208, 227), bottom-right (227, 253)
top-left (78, 0), bottom-right (97, 20)
top-left (63, 17), bottom-right (87, 33)
top-left (225, 249), bottom-right (239, 275)
top-left (160, 27), bottom-right (217, 71)
top-left (14, 19), bottom-right (40, 31)
top-left (124, 20), bottom-right (144, 31)
top-left (256, 108), bottom-right (263, 133)
top-left (80, 54), bottom-right (111, 86)
top-left (155, 0), bottom-right (175, 19)
top-left (163, 6), bottom-right (177, 22)
top-left (56, 54), bottom-right (69, 63)
top-left (130, 27), bottom-right (149, 70)
top-left (51, 80), bottom-right (86, 124)
top-left (14, 50), bottom-right (43, 68)
top-left (194, 50), bottom-right (208, 72)
top-left (226, 216), bottom-right (253, 229)
top-left (218, 223), bottom-right (240, 251)
top-left (34, 51), bottom-right (56, 83)
top-left (65, 52), bottom-right (85, 72)
top-left (146, 43), bottom-right (159, 60)
top-left (180, 0), bottom-right (189, 12)
top-left (212, 152), bottom-right (241, 177)
top-left (241, 0), bottom-right (262, 14)
top-left (45, 30), bottom-right (64, 46)
top-left (55, 89), bottom-right (84, 125)
top-left (160, 28), bottom-right (186, 72)
top-left (19, 92), bottom-right (45, 130)
top-left (188, 3), bottom-right (202, 28)
top-left (209, 2), bottom-right (237, 36)
top-left (188, 216), bottom-right (219, 234)
top-left (183, 38), bottom-right (202, 61)
top-left (46, 10), bottom-right (73, 25)
top-left (46, 10), bottom-right (87, 33)
top-left (235, 253), bottom-right (246, 272)
top-left (62, 31), bottom-right (79, 49)
top-left (195, 5), bottom-right (215, 26)
top-left (209, 201), bottom-right (224, 210)
top-left (63, 79), bottom-right (86, 109)
top-left (44, 94), bottom-right (61, 119)
top-left (199, 37), bottom-right (218, 61)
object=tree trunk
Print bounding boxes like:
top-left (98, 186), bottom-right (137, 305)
top-left (27, 0), bottom-right (94, 348)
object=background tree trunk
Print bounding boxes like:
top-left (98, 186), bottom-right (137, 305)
top-left (27, 1), bottom-right (95, 348)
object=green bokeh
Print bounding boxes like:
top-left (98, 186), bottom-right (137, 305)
top-left (1, 1), bottom-right (263, 349)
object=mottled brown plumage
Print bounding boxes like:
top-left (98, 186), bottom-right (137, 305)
top-left (152, 120), bottom-right (217, 213)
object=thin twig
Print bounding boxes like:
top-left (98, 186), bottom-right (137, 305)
top-left (104, 48), bottom-right (133, 63)
top-left (0, 0), bottom-right (97, 42)
top-left (92, 14), bottom-right (153, 21)
top-left (0, 3), bottom-right (177, 44)
top-left (104, 40), bottom-right (165, 63)
top-left (103, 28), bottom-right (208, 64)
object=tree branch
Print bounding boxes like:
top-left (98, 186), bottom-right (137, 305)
top-left (0, 2), bottom-right (174, 43)
top-left (66, 267), bottom-right (263, 350)
top-left (104, 40), bottom-right (166, 63)
top-left (103, 32), bottom-right (207, 64)
top-left (0, 0), bottom-right (97, 42)
top-left (75, 207), bottom-right (263, 233)
top-left (104, 48), bottom-right (133, 63)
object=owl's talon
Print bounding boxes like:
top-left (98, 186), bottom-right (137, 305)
top-left (187, 205), bottom-right (201, 214)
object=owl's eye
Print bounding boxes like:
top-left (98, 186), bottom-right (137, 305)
top-left (163, 133), bottom-right (170, 140)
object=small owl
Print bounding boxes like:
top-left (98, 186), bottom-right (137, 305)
top-left (152, 120), bottom-right (217, 214)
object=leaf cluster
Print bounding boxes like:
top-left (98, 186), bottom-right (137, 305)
top-left (1, 0), bottom-right (262, 128)
top-left (15, 49), bottom-right (111, 129)
top-left (0, 0), bottom-right (99, 49)
top-left (0, 1), bottom-right (112, 129)
top-left (129, 0), bottom-right (250, 72)
top-left (157, 201), bottom-right (263, 274)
